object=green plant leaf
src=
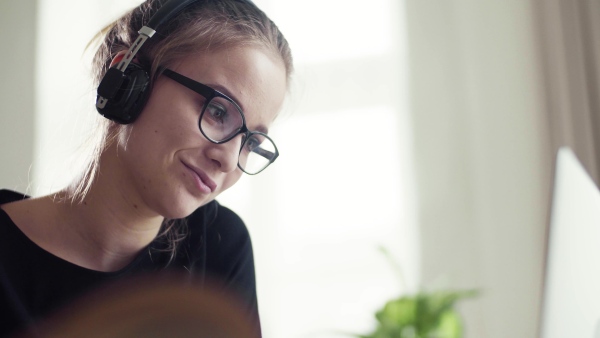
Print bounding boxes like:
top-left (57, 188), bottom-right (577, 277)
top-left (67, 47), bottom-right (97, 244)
top-left (377, 296), bottom-right (417, 326)
top-left (356, 247), bottom-right (479, 338)
top-left (421, 310), bottom-right (463, 338)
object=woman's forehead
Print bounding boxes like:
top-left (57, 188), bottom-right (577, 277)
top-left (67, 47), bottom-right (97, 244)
top-left (174, 46), bottom-right (287, 129)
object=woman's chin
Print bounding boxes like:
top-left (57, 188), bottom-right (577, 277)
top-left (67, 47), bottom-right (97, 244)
top-left (158, 196), bottom-right (211, 220)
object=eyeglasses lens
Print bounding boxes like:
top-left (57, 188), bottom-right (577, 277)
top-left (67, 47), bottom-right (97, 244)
top-left (200, 97), bottom-right (277, 174)
top-left (239, 133), bottom-right (277, 174)
top-left (200, 96), bottom-right (244, 142)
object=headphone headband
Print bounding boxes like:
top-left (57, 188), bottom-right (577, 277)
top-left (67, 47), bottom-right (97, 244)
top-left (96, 0), bottom-right (255, 124)
top-left (147, 0), bottom-right (200, 30)
top-left (97, 0), bottom-right (202, 112)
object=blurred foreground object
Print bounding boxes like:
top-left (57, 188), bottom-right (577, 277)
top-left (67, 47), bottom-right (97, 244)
top-left (359, 289), bottom-right (477, 338)
top-left (22, 274), bottom-right (258, 338)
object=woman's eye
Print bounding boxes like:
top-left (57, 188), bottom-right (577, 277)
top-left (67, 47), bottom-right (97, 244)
top-left (245, 136), bottom-right (261, 152)
top-left (206, 103), bottom-right (228, 122)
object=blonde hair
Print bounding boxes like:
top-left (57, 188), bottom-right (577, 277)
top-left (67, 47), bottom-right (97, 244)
top-left (92, 0), bottom-right (292, 86)
top-left (72, 0), bottom-right (293, 261)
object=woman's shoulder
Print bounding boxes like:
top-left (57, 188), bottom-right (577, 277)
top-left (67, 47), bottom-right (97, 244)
top-left (153, 201), bottom-right (255, 276)
top-left (185, 201), bottom-right (254, 269)
top-left (188, 200), bottom-right (250, 240)
top-left (212, 201), bottom-right (249, 237)
top-left (0, 189), bottom-right (30, 236)
top-left (186, 201), bottom-right (258, 311)
top-left (0, 190), bottom-right (28, 239)
top-left (0, 190), bottom-right (61, 250)
top-left (0, 189), bottom-right (29, 204)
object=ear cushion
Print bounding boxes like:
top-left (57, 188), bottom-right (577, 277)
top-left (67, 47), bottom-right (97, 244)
top-left (96, 63), bottom-right (151, 124)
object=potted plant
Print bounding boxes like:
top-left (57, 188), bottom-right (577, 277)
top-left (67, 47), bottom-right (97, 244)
top-left (356, 248), bottom-right (477, 338)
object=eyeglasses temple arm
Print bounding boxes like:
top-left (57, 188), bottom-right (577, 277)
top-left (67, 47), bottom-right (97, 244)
top-left (252, 147), bottom-right (276, 161)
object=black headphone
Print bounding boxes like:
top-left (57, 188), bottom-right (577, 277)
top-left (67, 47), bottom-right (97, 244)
top-left (96, 0), bottom-right (252, 124)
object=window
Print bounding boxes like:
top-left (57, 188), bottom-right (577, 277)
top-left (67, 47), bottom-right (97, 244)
top-left (219, 1), bottom-right (419, 336)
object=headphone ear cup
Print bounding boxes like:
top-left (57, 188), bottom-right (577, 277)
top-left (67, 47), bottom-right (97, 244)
top-left (96, 63), bottom-right (151, 124)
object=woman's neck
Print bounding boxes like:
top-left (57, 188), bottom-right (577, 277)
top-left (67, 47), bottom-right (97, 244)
top-left (1, 156), bottom-right (166, 272)
top-left (53, 181), bottom-right (164, 271)
top-left (52, 149), bottom-right (166, 271)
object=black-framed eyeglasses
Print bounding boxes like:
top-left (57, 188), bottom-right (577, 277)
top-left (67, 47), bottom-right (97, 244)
top-left (162, 68), bottom-right (279, 175)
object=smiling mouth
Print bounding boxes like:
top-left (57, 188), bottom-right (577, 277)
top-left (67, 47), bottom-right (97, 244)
top-left (182, 162), bottom-right (217, 194)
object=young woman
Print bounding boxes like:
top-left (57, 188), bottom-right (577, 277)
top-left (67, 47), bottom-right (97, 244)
top-left (0, 0), bottom-right (292, 336)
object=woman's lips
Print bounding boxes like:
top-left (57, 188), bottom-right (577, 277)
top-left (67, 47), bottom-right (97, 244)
top-left (182, 162), bottom-right (217, 194)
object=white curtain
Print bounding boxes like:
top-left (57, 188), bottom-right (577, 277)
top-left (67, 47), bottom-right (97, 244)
top-left (535, 0), bottom-right (600, 183)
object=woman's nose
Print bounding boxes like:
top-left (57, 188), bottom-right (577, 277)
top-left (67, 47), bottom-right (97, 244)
top-left (209, 135), bottom-right (243, 173)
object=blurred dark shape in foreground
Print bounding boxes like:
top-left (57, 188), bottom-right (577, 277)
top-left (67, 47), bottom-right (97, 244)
top-left (16, 273), bottom-right (258, 338)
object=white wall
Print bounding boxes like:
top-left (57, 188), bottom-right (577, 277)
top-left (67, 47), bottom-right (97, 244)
top-left (34, 0), bottom-right (142, 195)
top-left (0, 1), bottom-right (37, 193)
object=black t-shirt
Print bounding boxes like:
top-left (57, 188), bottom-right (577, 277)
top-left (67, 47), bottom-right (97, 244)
top-left (0, 190), bottom-right (260, 337)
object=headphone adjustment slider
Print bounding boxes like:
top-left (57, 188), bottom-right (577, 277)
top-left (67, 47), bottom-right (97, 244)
top-left (138, 26), bottom-right (156, 38)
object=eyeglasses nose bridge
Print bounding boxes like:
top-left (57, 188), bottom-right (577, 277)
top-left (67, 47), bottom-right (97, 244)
top-left (238, 130), bottom-right (252, 150)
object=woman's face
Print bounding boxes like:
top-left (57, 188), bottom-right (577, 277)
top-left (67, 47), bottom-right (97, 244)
top-left (115, 46), bottom-right (287, 219)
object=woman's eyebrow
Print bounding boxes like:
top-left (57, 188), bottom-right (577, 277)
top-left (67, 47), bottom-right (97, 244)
top-left (207, 82), bottom-right (270, 134)
top-left (207, 83), bottom-right (246, 112)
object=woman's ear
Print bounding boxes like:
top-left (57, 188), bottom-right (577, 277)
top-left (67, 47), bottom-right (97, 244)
top-left (109, 51), bottom-right (128, 68)
top-left (109, 50), bottom-right (142, 68)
